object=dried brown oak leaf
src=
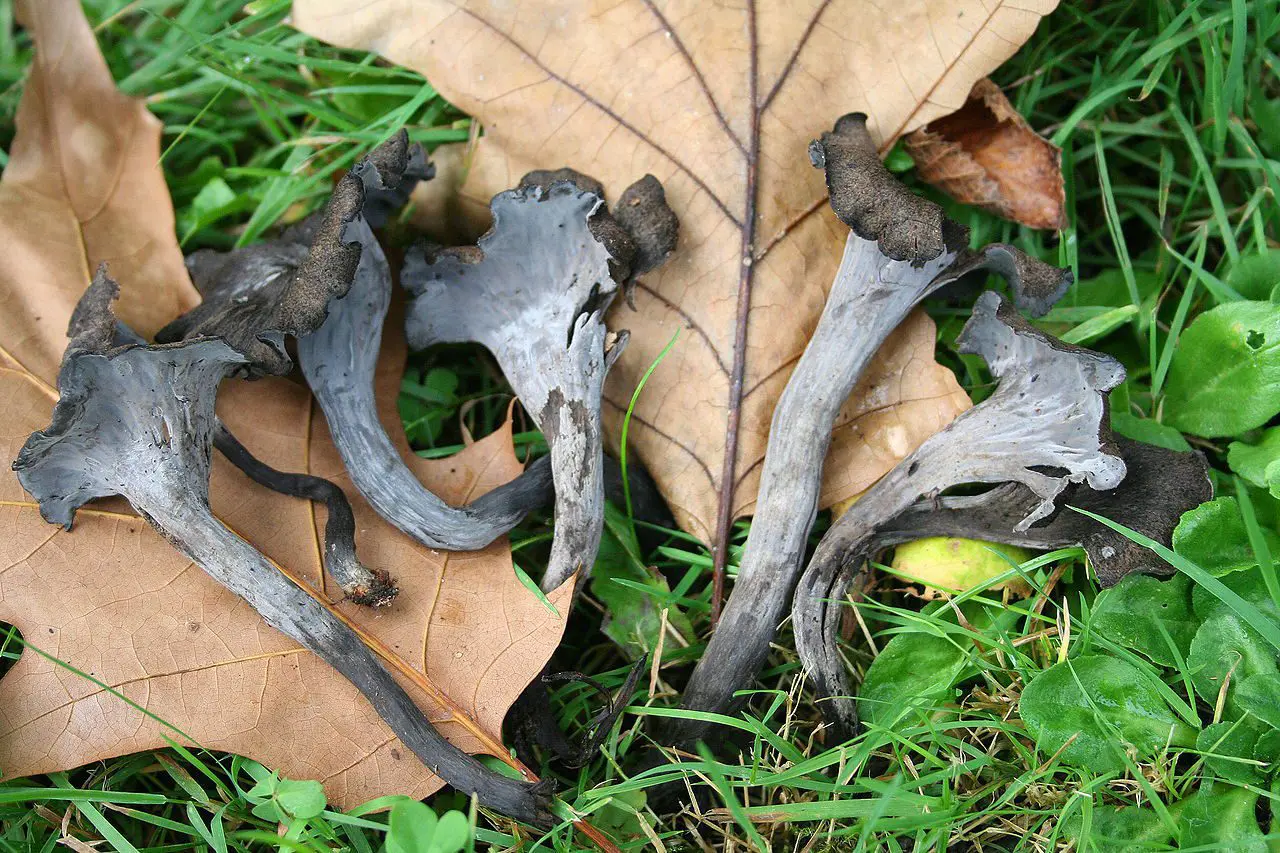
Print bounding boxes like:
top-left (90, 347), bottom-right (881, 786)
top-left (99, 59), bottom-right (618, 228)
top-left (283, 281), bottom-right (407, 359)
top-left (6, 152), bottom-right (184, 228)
top-left (0, 0), bottom-right (568, 809)
top-left (905, 78), bottom-right (1067, 230)
top-left (293, 0), bottom-right (1060, 564)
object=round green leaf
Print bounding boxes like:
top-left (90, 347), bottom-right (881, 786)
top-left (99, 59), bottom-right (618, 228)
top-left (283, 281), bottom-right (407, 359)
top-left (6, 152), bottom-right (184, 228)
top-left (1174, 497), bottom-right (1280, 576)
top-left (1063, 804), bottom-right (1173, 850)
top-left (1254, 728), bottom-right (1280, 768)
top-left (857, 631), bottom-right (969, 729)
top-left (1236, 672), bottom-right (1280, 729)
top-left (1110, 412), bottom-right (1191, 452)
top-left (274, 779), bottom-right (326, 821)
top-left (388, 799), bottom-right (438, 853)
top-left (1092, 574), bottom-right (1197, 667)
top-left (1227, 250), bottom-right (1280, 301)
top-left (1228, 428), bottom-right (1280, 498)
top-left (1163, 301), bottom-right (1280, 437)
top-left (1197, 720), bottom-right (1266, 784)
top-left (1191, 566), bottom-right (1280, 624)
top-left (1178, 784), bottom-right (1266, 852)
top-left (429, 811), bottom-right (471, 853)
top-left (1020, 655), bottom-right (1194, 773)
top-left (1187, 611), bottom-right (1279, 706)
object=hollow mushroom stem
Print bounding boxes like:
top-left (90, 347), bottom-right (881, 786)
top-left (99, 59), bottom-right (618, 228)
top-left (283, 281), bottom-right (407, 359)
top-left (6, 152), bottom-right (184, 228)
top-left (14, 273), bottom-right (554, 827)
top-left (671, 231), bottom-right (956, 744)
top-left (157, 131), bottom-right (553, 553)
top-left (295, 159), bottom-right (554, 550)
top-left (792, 290), bottom-right (1128, 737)
top-left (403, 171), bottom-right (678, 593)
top-left (670, 113), bottom-right (1071, 747)
top-left (142, 494), bottom-right (550, 823)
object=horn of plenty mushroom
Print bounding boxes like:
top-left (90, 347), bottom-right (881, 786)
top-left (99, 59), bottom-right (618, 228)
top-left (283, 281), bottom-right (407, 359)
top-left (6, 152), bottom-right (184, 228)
top-left (671, 113), bottom-right (1073, 746)
top-left (110, 320), bottom-right (392, 606)
top-left (875, 437), bottom-right (1211, 588)
top-left (157, 131), bottom-right (555, 553)
top-left (14, 271), bottom-right (556, 827)
top-left (788, 290), bottom-right (1128, 737)
top-left (401, 170), bottom-right (678, 592)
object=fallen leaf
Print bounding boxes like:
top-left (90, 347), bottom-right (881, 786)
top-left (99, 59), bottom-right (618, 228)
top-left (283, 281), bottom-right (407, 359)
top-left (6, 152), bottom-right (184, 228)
top-left (889, 537), bottom-right (1032, 598)
top-left (292, 0), bottom-right (1059, 551)
top-left (408, 140), bottom-right (475, 245)
top-left (904, 78), bottom-right (1066, 230)
top-left (0, 0), bottom-right (567, 809)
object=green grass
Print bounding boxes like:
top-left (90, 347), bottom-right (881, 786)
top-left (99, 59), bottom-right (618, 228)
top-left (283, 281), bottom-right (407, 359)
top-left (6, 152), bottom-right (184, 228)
top-left (1, 0), bottom-right (1279, 850)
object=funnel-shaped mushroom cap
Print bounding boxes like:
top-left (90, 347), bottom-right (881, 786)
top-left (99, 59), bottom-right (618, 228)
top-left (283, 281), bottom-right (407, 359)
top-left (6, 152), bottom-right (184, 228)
top-left (792, 290), bottom-right (1128, 736)
top-left (16, 270), bottom-right (247, 526)
top-left (403, 171), bottom-right (678, 591)
top-left (878, 437), bottom-right (1211, 588)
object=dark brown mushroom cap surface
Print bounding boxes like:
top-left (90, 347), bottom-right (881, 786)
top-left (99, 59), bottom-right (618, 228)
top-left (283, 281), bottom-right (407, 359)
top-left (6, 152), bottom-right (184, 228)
top-left (810, 112), bottom-right (968, 265)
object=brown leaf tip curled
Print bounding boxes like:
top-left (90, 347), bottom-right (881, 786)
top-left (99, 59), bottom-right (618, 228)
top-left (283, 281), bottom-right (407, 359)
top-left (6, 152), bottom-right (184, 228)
top-left (932, 243), bottom-right (1074, 318)
top-left (905, 79), bottom-right (1067, 231)
top-left (811, 112), bottom-right (968, 265)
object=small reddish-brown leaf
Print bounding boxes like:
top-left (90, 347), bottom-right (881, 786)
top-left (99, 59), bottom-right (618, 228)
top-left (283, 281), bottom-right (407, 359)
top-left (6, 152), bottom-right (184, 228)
top-left (0, 0), bottom-right (566, 808)
top-left (905, 78), bottom-right (1066, 230)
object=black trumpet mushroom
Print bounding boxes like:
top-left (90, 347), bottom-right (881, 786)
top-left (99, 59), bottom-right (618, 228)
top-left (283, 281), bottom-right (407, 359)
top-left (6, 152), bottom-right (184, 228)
top-left (874, 438), bottom-right (1211, 590)
top-left (401, 169), bottom-right (678, 593)
top-left (791, 290), bottom-right (1129, 736)
top-left (14, 272), bottom-right (556, 827)
top-left (157, 131), bottom-right (554, 560)
top-left (111, 319), bottom-right (391, 605)
top-left (669, 113), bottom-right (1073, 747)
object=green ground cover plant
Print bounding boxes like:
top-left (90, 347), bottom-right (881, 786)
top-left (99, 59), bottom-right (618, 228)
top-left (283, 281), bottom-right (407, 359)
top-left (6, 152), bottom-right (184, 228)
top-left (0, 0), bottom-right (1278, 849)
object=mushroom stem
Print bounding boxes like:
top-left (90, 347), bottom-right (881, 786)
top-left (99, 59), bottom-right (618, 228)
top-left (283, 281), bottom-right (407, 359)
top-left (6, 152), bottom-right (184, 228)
top-left (670, 232), bottom-right (956, 743)
top-left (297, 201), bottom-right (553, 551)
top-left (212, 425), bottom-right (397, 606)
top-left (792, 291), bottom-right (1127, 737)
top-left (141, 496), bottom-right (551, 825)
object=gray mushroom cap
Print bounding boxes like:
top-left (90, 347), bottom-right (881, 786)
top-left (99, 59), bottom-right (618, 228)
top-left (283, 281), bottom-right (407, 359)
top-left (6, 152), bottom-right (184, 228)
top-left (791, 290), bottom-right (1128, 736)
top-left (878, 437), bottom-right (1212, 588)
top-left (402, 171), bottom-right (679, 591)
top-left (16, 271), bottom-right (247, 528)
top-left (13, 270), bottom-right (555, 826)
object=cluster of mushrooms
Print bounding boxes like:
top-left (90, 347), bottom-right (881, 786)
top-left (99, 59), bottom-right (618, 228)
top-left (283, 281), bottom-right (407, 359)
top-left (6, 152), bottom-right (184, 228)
top-left (14, 117), bottom-right (1210, 827)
